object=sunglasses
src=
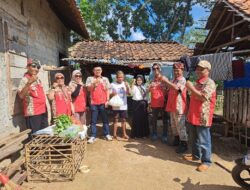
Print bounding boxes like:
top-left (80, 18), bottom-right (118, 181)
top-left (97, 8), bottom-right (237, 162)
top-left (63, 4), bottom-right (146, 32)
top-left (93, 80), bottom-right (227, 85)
top-left (75, 75), bottom-right (82, 78)
top-left (56, 76), bottom-right (64, 80)
top-left (153, 67), bottom-right (160, 70)
top-left (29, 63), bottom-right (41, 69)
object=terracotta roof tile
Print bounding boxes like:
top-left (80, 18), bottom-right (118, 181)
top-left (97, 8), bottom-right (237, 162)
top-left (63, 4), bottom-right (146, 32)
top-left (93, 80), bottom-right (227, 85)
top-left (69, 40), bottom-right (193, 62)
top-left (227, 0), bottom-right (250, 16)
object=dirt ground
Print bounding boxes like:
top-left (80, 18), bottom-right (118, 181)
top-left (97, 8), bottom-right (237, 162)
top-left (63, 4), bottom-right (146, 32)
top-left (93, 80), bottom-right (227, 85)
top-left (25, 122), bottom-right (243, 190)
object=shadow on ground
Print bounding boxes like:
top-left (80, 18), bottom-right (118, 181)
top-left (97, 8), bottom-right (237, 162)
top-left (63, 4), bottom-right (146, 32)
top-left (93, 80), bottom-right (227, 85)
top-left (173, 177), bottom-right (242, 190)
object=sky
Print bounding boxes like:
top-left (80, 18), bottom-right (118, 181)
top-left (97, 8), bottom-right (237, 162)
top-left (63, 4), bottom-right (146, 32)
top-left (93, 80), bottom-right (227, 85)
top-left (129, 4), bottom-right (210, 41)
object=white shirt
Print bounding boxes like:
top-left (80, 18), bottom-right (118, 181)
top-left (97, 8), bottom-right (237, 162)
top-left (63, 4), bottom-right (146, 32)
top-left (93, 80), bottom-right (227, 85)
top-left (110, 82), bottom-right (128, 110)
top-left (131, 85), bottom-right (147, 101)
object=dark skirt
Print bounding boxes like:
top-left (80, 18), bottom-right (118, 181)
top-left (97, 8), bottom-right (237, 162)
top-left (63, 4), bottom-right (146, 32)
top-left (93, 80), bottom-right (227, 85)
top-left (131, 100), bottom-right (150, 138)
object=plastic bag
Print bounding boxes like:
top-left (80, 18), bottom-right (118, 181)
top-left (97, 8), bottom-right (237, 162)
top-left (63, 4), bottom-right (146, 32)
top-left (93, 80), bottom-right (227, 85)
top-left (58, 124), bottom-right (80, 139)
top-left (109, 95), bottom-right (123, 107)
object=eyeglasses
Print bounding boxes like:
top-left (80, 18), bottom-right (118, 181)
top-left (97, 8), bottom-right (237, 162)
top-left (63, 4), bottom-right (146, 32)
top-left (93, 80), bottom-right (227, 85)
top-left (56, 76), bottom-right (64, 80)
top-left (75, 75), bottom-right (82, 78)
top-left (29, 63), bottom-right (41, 69)
top-left (153, 67), bottom-right (159, 71)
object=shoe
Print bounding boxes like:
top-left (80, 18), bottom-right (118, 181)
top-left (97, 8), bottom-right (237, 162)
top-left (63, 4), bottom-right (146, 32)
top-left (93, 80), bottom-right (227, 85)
top-left (175, 141), bottom-right (188, 154)
top-left (197, 164), bottom-right (210, 172)
top-left (87, 137), bottom-right (96, 144)
top-left (172, 136), bottom-right (180, 146)
top-left (105, 134), bottom-right (113, 141)
top-left (161, 136), bottom-right (168, 144)
top-left (151, 134), bottom-right (158, 141)
top-left (183, 154), bottom-right (200, 162)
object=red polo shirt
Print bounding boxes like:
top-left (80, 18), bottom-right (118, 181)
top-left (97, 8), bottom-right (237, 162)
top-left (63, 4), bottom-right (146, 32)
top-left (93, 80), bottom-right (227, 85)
top-left (18, 73), bottom-right (46, 117)
top-left (166, 76), bottom-right (187, 114)
top-left (187, 77), bottom-right (216, 127)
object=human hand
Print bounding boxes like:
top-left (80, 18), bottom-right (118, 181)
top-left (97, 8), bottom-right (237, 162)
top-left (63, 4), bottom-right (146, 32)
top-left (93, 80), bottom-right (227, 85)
top-left (186, 81), bottom-right (193, 89)
top-left (28, 75), bottom-right (38, 85)
top-left (161, 76), bottom-right (169, 83)
top-left (105, 101), bottom-right (109, 108)
top-left (131, 79), bottom-right (136, 86)
top-left (52, 82), bottom-right (58, 89)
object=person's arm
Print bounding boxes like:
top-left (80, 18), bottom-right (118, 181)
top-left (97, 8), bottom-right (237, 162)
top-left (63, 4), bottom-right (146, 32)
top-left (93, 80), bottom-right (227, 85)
top-left (86, 77), bottom-right (95, 91)
top-left (105, 78), bottom-right (111, 107)
top-left (125, 81), bottom-right (131, 95)
top-left (18, 76), bottom-right (37, 99)
top-left (186, 81), bottom-right (206, 102)
top-left (47, 89), bottom-right (55, 101)
top-left (71, 84), bottom-right (81, 98)
top-left (161, 76), bottom-right (179, 91)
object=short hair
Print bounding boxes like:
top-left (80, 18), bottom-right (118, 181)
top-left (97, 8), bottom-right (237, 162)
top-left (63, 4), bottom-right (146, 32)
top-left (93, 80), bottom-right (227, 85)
top-left (93, 66), bottom-right (102, 70)
top-left (116, 70), bottom-right (124, 76)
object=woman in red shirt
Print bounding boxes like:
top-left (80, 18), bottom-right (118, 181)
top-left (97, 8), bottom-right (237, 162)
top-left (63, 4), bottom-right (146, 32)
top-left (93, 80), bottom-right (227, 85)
top-left (48, 73), bottom-right (73, 119)
top-left (69, 70), bottom-right (87, 125)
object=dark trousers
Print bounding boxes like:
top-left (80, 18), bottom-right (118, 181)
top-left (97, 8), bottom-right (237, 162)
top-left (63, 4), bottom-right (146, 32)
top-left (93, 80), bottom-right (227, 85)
top-left (25, 112), bottom-right (48, 134)
top-left (90, 104), bottom-right (110, 137)
top-left (151, 108), bottom-right (169, 137)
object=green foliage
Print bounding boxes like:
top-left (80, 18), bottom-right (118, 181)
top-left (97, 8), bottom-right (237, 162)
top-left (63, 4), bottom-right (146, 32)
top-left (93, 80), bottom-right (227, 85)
top-left (79, 0), bottom-right (213, 42)
top-left (54, 115), bottom-right (72, 134)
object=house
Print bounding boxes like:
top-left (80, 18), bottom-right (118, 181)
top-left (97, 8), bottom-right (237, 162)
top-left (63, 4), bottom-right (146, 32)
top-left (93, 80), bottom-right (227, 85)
top-left (63, 40), bottom-right (193, 78)
top-left (0, 0), bottom-right (89, 137)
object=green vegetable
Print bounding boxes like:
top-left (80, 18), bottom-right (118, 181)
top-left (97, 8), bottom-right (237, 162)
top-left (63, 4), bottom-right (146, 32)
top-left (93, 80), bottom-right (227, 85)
top-left (54, 115), bottom-right (72, 135)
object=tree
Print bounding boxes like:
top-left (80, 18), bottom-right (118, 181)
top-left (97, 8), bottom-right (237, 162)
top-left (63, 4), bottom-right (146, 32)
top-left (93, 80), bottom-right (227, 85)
top-left (79, 0), bottom-right (213, 42)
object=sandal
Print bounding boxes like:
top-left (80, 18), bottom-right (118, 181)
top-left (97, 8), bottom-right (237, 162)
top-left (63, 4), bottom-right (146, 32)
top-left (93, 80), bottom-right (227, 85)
top-left (122, 135), bottom-right (129, 140)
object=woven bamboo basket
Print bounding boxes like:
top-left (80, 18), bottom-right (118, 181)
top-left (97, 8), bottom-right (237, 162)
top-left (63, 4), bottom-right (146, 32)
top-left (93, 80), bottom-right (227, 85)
top-left (25, 135), bottom-right (86, 182)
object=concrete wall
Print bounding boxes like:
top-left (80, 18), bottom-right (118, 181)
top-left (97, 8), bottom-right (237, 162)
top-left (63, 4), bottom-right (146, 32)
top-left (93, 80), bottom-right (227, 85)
top-left (0, 0), bottom-right (71, 137)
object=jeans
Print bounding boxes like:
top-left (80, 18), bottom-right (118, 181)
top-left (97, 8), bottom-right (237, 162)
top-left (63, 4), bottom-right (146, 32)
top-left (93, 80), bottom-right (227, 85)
top-left (90, 104), bottom-right (110, 137)
top-left (151, 108), bottom-right (169, 137)
top-left (189, 124), bottom-right (212, 166)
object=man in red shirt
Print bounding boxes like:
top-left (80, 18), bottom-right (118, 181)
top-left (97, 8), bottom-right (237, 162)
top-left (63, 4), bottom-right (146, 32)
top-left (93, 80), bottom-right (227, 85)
top-left (18, 58), bottom-right (48, 134)
top-left (184, 60), bottom-right (216, 172)
top-left (163, 62), bottom-right (188, 153)
top-left (148, 63), bottom-right (168, 143)
top-left (86, 66), bottom-right (112, 143)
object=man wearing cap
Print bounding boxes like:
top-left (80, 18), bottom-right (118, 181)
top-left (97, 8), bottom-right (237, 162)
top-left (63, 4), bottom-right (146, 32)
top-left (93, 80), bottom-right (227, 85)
top-left (162, 62), bottom-right (188, 154)
top-left (148, 63), bottom-right (168, 143)
top-left (184, 60), bottom-right (216, 172)
top-left (86, 66), bottom-right (112, 144)
top-left (18, 58), bottom-right (48, 134)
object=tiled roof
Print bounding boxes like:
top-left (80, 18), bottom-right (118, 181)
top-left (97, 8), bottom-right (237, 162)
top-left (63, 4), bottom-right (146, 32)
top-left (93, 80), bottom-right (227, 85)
top-left (68, 40), bottom-right (193, 62)
top-left (227, 0), bottom-right (250, 16)
top-left (47, 0), bottom-right (89, 38)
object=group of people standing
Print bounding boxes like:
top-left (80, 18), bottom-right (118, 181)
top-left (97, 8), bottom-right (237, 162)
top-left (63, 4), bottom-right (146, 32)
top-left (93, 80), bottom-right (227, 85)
top-left (18, 58), bottom-right (216, 172)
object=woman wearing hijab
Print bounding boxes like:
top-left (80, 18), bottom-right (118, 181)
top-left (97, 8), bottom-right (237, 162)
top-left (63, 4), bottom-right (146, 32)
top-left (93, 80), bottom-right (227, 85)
top-left (48, 73), bottom-right (73, 118)
top-left (130, 75), bottom-right (150, 138)
top-left (69, 70), bottom-right (87, 125)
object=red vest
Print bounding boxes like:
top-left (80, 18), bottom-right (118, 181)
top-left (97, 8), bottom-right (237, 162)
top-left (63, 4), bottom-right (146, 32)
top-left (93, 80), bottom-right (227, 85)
top-left (73, 87), bottom-right (87, 112)
top-left (23, 74), bottom-right (46, 116)
top-left (53, 87), bottom-right (71, 116)
top-left (91, 83), bottom-right (108, 105)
